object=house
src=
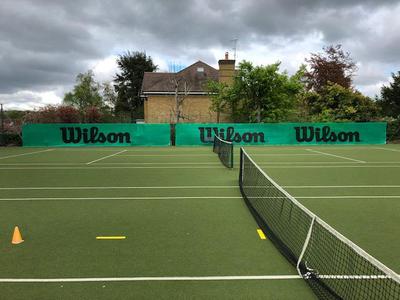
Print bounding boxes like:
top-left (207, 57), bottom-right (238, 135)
top-left (141, 53), bottom-right (235, 123)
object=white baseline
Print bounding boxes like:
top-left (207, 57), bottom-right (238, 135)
top-left (0, 274), bottom-right (392, 283)
top-left (0, 275), bottom-right (301, 282)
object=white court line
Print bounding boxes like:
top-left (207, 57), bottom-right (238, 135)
top-left (373, 147), bottom-right (400, 153)
top-left (0, 149), bottom-right (54, 160)
top-left (119, 154), bottom-right (320, 157)
top-left (0, 163), bottom-right (84, 166)
top-left (91, 162), bottom-right (221, 165)
top-left (86, 150), bottom-right (128, 165)
top-left (284, 185), bottom-right (400, 189)
top-left (0, 275), bottom-right (301, 282)
top-left (253, 196), bottom-right (400, 199)
top-left (0, 274), bottom-right (393, 283)
top-left (4, 161), bottom-right (400, 166)
top-left (0, 186), bottom-right (237, 190)
top-left (260, 165), bottom-right (400, 169)
top-left (251, 154), bottom-right (320, 156)
top-left (0, 196), bottom-right (243, 201)
top-left (2, 185), bottom-right (400, 191)
top-left (4, 165), bottom-right (400, 170)
top-left (257, 162), bottom-right (391, 165)
top-left (54, 149), bottom-right (211, 152)
top-left (2, 195), bottom-right (400, 201)
top-left (306, 149), bottom-right (366, 163)
top-left (0, 162), bottom-right (220, 166)
top-left (52, 149), bottom-right (127, 152)
top-left (298, 195), bottom-right (400, 199)
top-left (119, 154), bottom-right (213, 157)
top-left (0, 166), bottom-right (222, 170)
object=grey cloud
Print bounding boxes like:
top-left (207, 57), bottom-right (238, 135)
top-left (0, 0), bottom-right (399, 102)
top-left (0, 0), bottom-right (106, 94)
top-left (0, 91), bottom-right (57, 110)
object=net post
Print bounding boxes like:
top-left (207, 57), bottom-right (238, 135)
top-left (213, 135), bottom-right (216, 153)
top-left (239, 147), bottom-right (243, 184)
top-left (296, 216), bottom-right (316, 278)
top-left (230, 143), bottom-right (234, 168)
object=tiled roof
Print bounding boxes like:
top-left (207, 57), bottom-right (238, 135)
top-left (141, 61), bottom-right (218, 94)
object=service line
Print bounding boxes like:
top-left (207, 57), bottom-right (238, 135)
top-left (306, 149), bottom-right (366, 163)
top-left (86, 150), bottom-right (128, 165)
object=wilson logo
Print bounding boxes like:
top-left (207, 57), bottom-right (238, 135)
top-left (198, 126), bottom-right (265, 143)
top-left (295, 126), bottom-right (360, 143)
top-left (60, 127), bottom-right (131, 144)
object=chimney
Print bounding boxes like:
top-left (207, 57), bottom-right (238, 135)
top-left (218, 52), bottom-right (235, 85)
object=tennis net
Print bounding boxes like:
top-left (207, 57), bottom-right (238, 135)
top-left (239, 147), bottom-right (400, 300)
top-left (213, 135), bottom-right (233, 168)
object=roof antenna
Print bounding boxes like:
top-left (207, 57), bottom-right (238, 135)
top-left (230, 38), bottom-right (238, 61)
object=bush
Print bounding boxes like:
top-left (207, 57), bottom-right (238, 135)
top-left (386, 119), bottom-right (400, 142)
top-left (24, 105), bottom-right (59, 123)
top-left (57, 106), bottom-right (80, 123)
top-left (0, 133), bottom-right (22, 146)
top-left (22, 104), bottom-right (137, 125)
top-left (24, 105), bottom-right (81, 123)
top-left (84, 106), bottom-right (102, 123)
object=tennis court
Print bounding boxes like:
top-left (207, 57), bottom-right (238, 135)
top-left (0, 145), bottom-right (399, 299)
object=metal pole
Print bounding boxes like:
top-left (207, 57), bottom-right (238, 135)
top-left (0, 103), bottom-right (4, 146)
top-left (1, 104), bottom-right (4, 130)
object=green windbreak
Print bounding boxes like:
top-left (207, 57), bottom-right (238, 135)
top-left (22, 124), bottom-right (170, 147)
top-left (175, 122), bottom-right (387, 146)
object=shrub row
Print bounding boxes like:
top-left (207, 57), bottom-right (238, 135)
top-left (0, 133), bottom-right (22, 146)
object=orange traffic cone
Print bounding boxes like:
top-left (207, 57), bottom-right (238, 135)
top-left (11, 226), bottom-right (24, 244)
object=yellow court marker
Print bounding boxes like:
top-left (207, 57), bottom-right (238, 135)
top-left (257, 229), bottom-right (266, 240)
top-left (96, 236), bottom-right (126, 240)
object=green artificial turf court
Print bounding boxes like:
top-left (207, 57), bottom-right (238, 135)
top-left (0, 145), bottom-right (399, 299)
top-left (244, 145), bottom-right (400, 274)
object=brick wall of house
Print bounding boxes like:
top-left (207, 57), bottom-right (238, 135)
top-left (144, 95), bottom-right (231, 123)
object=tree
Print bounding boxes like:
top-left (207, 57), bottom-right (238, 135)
top-left (206, 80), bottom-right (231, 123)
top-left (230, 61), bottom-right (303, 122)
top-left (63, 70), bottom-right (103, 112)
top-left (114, 51), bottom-right (157, 121)
top-left (102, 82), bottom-right (118, 111)
top-left (303, 83), bottom-right (379, 121)
top-left (291, 65), bottom-right (312, 121)
top-left (378, 72), bottom-right (400, 118)
top-left (305, 45), bottom-right (357, 92)
top-left (171, 76), bottom-right (191, 123)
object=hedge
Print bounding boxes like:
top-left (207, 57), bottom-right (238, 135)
top-left (0, 133), bottom-right (22, 146)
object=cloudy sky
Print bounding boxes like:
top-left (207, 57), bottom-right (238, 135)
top-left (1, 0), bottom-right (399, 110)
